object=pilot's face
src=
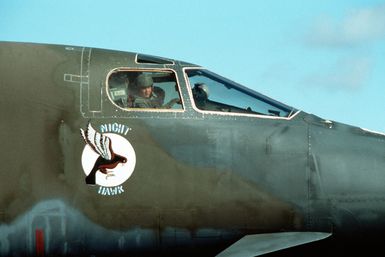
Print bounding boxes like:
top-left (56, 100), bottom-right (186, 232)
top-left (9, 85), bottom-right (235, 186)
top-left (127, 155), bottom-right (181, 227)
top-left (139, 86), bottom-right (153, 98)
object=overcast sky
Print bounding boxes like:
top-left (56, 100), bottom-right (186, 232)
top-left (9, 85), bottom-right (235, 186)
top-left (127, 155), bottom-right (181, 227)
top-left (1, 0), bottom-right (384, 132)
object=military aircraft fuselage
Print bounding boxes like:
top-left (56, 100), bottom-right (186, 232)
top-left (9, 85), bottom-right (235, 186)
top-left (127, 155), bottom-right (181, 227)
top-left (0, 42), bottom-right (385, 256)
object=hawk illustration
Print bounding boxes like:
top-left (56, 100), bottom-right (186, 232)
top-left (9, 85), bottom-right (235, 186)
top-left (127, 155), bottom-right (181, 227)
top-left (80, 122), bottom-right (127, 185)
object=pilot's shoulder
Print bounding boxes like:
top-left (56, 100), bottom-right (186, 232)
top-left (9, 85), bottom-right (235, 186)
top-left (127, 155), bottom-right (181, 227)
top-left (133, 97), bottom-right (151, 108)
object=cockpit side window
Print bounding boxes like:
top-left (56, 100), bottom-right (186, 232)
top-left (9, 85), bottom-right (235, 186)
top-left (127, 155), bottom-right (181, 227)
top-left (107, 70), bottom-right (183, 110)
top-left (185, 69), bottom-right (295, 117)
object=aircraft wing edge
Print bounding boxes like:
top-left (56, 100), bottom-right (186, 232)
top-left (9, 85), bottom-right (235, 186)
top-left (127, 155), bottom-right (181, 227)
top-left (216, 231), bottom-right (332, 257)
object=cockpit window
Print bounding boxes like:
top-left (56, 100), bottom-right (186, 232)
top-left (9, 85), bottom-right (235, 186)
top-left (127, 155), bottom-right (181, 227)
top-left (185, 69), bottom-right (295, 117)
top-left (136, 54), bottom-right (174, 65)
top-left (108, 70), bottom-right (183, 110)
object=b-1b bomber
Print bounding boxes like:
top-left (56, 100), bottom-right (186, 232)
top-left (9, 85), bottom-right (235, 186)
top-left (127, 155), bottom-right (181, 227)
top-left (0, 42), bottom-right (385, 256)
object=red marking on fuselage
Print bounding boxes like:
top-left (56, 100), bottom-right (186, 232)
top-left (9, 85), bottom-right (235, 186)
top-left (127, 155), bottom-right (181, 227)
top-left (35, 229), bottom-right (44, 256)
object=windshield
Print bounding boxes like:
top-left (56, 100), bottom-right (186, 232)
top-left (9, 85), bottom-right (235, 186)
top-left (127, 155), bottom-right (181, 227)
top-left (185, 69), bottom-right (296, 118)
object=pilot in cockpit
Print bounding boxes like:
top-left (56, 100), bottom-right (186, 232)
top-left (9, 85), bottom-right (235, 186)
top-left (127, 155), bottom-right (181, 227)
top-left (192, 83), bottom-right (209, 110)
top-left (133, 74), bottom-right (161, 108)
top-left (133, 73), bottom-right (181, 109)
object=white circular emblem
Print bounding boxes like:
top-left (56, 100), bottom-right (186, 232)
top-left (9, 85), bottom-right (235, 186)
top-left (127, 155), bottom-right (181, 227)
top-left (81, 133), bottom-right (136, 187)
